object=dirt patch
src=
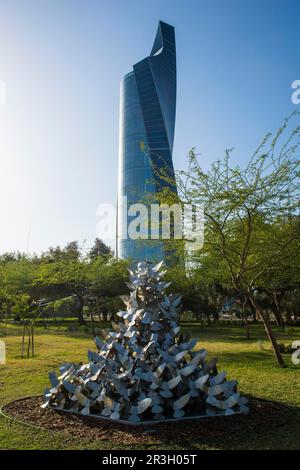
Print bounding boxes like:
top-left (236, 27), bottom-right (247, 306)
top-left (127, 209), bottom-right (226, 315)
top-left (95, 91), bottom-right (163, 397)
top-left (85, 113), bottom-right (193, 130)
top-left (2, 396), bottom-right (292, 448)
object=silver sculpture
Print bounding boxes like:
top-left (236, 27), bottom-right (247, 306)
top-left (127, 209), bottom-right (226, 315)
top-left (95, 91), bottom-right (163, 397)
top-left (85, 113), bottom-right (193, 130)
top-left (43, 261), bottom-right (249, 422)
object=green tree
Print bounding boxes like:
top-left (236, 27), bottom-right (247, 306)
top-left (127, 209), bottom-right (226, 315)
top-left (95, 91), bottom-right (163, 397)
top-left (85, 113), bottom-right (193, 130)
top-left (35, 257), bottom-right (89, 324)
top-left (88, 238), bottom-right (112, 260)
top-left (176, 114), bottom-right (300, 366)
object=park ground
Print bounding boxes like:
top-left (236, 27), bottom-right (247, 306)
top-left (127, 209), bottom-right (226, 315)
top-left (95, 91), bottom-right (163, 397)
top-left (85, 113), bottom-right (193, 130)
top-left (0, 322), bottom-right (299, 450)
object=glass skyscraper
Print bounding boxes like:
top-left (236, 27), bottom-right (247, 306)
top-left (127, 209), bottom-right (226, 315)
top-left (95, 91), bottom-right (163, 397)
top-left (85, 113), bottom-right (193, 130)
top-left (117, 21), bottom-right (177, 263)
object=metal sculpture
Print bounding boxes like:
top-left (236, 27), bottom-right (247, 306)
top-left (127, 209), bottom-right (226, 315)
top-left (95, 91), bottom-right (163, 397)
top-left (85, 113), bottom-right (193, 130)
top-left (43, 261), bottom-right (248, 422)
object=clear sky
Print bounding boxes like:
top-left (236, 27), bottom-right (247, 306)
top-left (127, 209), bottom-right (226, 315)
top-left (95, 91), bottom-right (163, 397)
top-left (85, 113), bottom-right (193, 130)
top-left (0, 0), bottom-right (299, 254)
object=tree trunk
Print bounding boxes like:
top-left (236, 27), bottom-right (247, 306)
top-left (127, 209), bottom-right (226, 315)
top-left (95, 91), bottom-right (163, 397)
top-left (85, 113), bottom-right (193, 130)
top-left (285, 310), bottom-right (292, 324)
top-left (247, 291), bottom-right (285, 367)
top-left (26, 324), bottom-right (31, 358)
top-left (21, 323), bottom-right (26, 358)
top-left (244, 315), bottom-right (250, 340)
top-left (31, 324), bottom-right (35, 357)
top-left (101, 311), bottom-right (109, 322)
top-left (3, 311), bottom-right (8, 337)
top-left (75, 294), bottom-right (86, 325)
top-left (241, 298), bottom-right (250, 340)
top-left (91, 310), bottom-right (97, 337)
top-left (212, 311), bottom-right (219, 323)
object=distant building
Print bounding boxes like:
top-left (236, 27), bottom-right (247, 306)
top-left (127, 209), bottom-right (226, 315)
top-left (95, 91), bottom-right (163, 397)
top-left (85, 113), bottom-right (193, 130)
top-left (117, 21), bottom-right (177, 263)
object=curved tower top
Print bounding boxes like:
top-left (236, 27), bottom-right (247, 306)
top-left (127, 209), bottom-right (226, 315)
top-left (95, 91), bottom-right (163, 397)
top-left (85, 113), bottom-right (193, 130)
top-left (133, 21), bottom-right (176, 179)
top-left (149, 20), bottom-right (176, 153)
top-left (117, 21), bottom-right (177, 264)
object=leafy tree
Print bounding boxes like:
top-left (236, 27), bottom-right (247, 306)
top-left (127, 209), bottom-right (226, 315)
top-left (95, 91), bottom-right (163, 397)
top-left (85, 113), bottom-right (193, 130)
top-left (35, 257), bottom-right (89, 324)
top-left (64, 241), bottom-right (81, 260)
top-left (88, 238), bottom-right (112, 260)
top-left (176, 113), bottom-right (300, 366)
top-left (166, 261), bottom-right (226, 324)
top-left (41, 241), bottom-right (81, 262)
top-left (86, 257), bottom-right (129, 320)
top-left (256, 232), bottom-right (300, 328)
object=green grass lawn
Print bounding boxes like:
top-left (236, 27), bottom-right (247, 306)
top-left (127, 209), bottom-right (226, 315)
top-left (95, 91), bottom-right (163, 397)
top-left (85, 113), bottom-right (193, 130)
top-left (0, 322), bottom-right (299, 450)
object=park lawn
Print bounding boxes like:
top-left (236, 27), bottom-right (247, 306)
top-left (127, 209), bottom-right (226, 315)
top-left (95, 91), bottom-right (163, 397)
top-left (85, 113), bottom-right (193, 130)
top-left (0, 322), bottom-right (299, 450)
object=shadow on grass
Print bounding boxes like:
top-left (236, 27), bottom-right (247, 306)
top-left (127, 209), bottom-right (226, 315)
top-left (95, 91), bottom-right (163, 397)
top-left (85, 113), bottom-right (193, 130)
top-left (4, 322), bottom-right (300, 344)
top-left (214, 350), bottom-right (299, 371)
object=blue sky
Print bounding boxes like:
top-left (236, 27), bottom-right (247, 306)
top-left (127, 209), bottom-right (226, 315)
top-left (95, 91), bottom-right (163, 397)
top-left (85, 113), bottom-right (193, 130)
top-left (0, 0), bottom-right (299, 254)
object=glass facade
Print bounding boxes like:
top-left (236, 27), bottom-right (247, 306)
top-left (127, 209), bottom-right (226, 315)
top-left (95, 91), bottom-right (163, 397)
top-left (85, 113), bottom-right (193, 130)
top-left (117, 21), bottom-right (177, 263)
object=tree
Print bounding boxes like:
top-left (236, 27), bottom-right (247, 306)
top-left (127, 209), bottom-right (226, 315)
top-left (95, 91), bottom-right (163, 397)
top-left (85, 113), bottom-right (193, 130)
top-left (35, 245), bottom-right (129, 325)
top-left (256, 234), bottom-right (300, 328)
top-left (0, 255), bottom-right (40, 353)
top-left (35, 258), bottom-right (88, 325)
top-left (176, 113), bottom-right (300, 366)
top-left (88, 238), bottom-right (112, 260)
top-left (166, 261), bottom-right (226, 324)
top-left (87, 257), bottom-right (129, 321)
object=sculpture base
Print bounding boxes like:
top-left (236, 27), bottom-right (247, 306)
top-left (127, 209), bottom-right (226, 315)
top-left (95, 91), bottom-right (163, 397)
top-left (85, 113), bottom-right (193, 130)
top-left (51, 404), bottom-right (248, 426)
